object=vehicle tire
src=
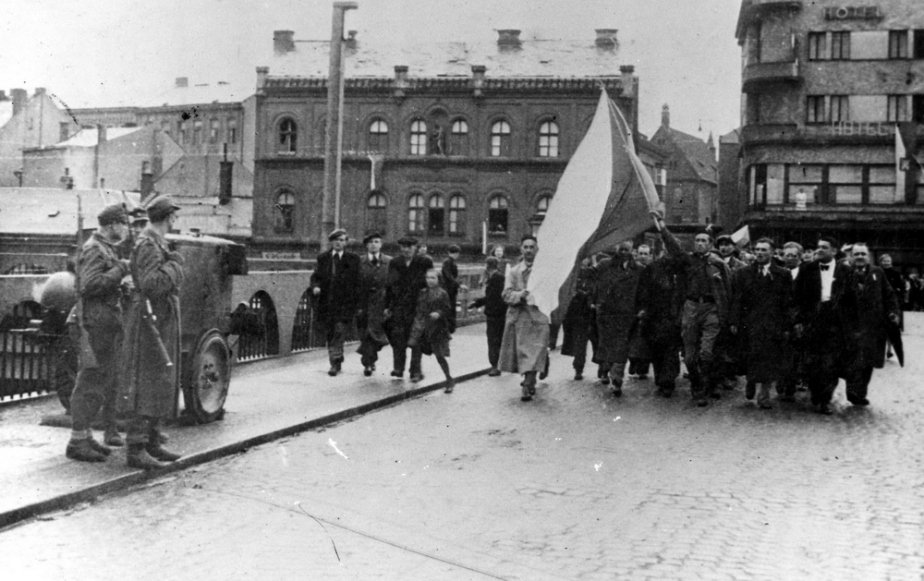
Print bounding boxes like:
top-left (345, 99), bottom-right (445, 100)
top-left (183, 329), bottom-right (231, 423)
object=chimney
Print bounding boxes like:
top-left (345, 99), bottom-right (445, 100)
top-left (345, 30), bottom-right (358, 50)
top-left (175, 77), bottom-right (189, 88)
top-left (394, 65), bottom-right (409, 99)
top-left (97, 124), bottom-right (107, 144)
top-left (471, 65), bottom-right (486, 99)
top-left (0, 90), bottom-right (7, 101)
top-left (140, 162), bottom-right (154, 198)
top-left (497, 29), bottom-right (522, 50)
top-left (661, 104), bottom-right (670, 128)
top-left (595, 29), bottom-right (619, 51)
top-left (11, 88), bottom-right (27, 116)
top-left (273, 30), bottom-right (296, 55)
top-left (34, 87), bottom-right (46, 96)
top-left (620, 65), bottom-right (635, 98)
top-left (256, 66), bottom-right (269, 94)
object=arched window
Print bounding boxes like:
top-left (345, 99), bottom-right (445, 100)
top-left (178, 121), bottom-right (187, 145)
top-left (274, 190), bottom-right (295, 233)
top-left (193, 120), bottom-right (203, 145)
top-left (538, 121), bottom-right (559, 157)
top-left (428, 194), bottom-right (445, 235)
top-left (449, 194), bottom-right (466, 235)
top-left (531, 194), bottom-right (553, 235)
top-left (408, 193), bottom-right (425, 233)
top-left (366, 191), bottom-right (387, 235)
top-left (488, 195), bottom-right (509, 234)
top-left (278, 118), bottom-right (298, 154)
top-left (160, 120), bottom-right (171, 137)
top-left (368, 119), bottom-right (388, 153)
top-left (410, 119), bottom-right (427, 155)
top-left (209, 118), bottom-right (220, 143)
top-left (228, 118), bottom-right (238, 144)
top-left (490, 120), bottom-right (512, 157)
top-left (449, 119), bottom-right (469, 156)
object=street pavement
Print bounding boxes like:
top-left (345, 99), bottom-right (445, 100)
top-left (2, 316), bottom-right (924, 580)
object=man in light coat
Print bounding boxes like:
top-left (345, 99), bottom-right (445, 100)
top-left (356, 232), bottom-right (392, 376)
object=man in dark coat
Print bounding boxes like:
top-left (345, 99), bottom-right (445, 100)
top-left (793, 236), bottom-right (858, 415)
top-left (779, 241), bottom-right (806, 400)
top-left (635, 248), bottom-right (683, 397)
top-left (879, 253), bottom-right (905, 359)
top-left (627, 244), bottom-right (653, 379)
top-left (441, 244), bottom-right (462, 332)
top-left (657, 217), bottom-right (732, 407)
top-left (121, 195), bottom-right (184, 469)
top-left (385, 236), bottom-right (433, 380)
top-left (356, 232), bottom-right (392, 376)
top-left (65, 203), bottom-right (131, 463)
top-left (591, 240), bottom-right (644, 397)
top-left (844, 244), bottom-right (901, 406)
top-left (469, 256), bottom-right (506, 376)
top-left (561, 257), bottom-right (599, 380)
top-left (714, 234), bottom-right (749, 391)
top-left (311, 229), bottom-right (362, 376)
top-left (729, 238), bottom-right (794, 410)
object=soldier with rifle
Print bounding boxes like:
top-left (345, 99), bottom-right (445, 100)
top-left (120, 195), bottom-right (184, 469)
top-left (65, 202), bottom-right (131, 462)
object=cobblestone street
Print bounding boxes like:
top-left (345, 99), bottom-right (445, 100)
top-left (3, 316), bottom-right (924, 580)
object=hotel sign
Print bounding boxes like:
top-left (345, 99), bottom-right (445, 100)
top-left (827, 121), bottom-right (895, 136)
top-left (823, 6), bottom-right (883, 20)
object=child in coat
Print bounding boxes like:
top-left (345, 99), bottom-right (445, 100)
top-left (409, 269), bottom-right (454, 392)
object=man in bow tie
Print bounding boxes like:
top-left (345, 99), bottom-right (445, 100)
top-left (793, 236), bottom-right (857, 415)
top-left (356, 232), bottom-right (393, 376)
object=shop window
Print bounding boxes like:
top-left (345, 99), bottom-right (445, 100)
top-left (490, 120), bottom-right (512, 157)
top-left (831, 32), bottom-right (851, 60)
top-left (428, 195), bottom-right (445, 236)
top-left (278, 118), bottom-right (297, 154)
top-left (869, 166), bottom-right (898, 204)
top-left (806, 96), bottom-right (825, 124)
top-left (488, 195), bottom-right (509, 234)
top-left (368, 119), bottom-right (388, 153)
top-left (407, 194), bottom-right (425, 233)
top-left (808, 32), bottom-right (827, 60)
top-left (888, 96), bottom-right (909, 122)
top-left (410, 119), bottom-right (427, 155)
top-left (829, 165), bottom-right (863, 204)
top-left (449, 119), bottom-right (468, 156)
top-left (889, 31), bottom-right (909, 59)
top-left (830, 96), bottom-right (849, 123)
top-left (787, 165), bottom-right (823, 204)
top-left (750, 164), bottom-right (767, 206)
top-left (366, 191), bottom-right (387, 235)
top-left (274, 191), bottom-right (295, 233)
top-left (448, 194), bottom-right (466, 235)
top-left (538, 121), bottom-right (559, 157)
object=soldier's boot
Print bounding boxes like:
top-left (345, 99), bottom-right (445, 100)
top-left (104, 425), bottom-right (125, 447)
top-left (127, 444), bottom-right (169, 470)
top-left (146, 442), bottom-right (182, 462)
top-left (66, 438), bottom-right (107, 463)
top-left (688, 369), bottom-right (707, 406)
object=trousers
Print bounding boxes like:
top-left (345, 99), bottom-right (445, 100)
top-left (70, 322), bottom-right (122, 432)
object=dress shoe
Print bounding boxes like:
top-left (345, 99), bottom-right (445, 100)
top-left (363, 366), bottom-right (373, 377)
top-left (327, 366), bottom-right (339, 377)
top-left (127, 446), bottom-right (169, 470)
top-left (391, 370), bottom-right (403, 378)
top-left (611, 383), bottom-right (622, 398)
top-left (86, 436), bottom-right (112, 456)
top-left (849, 398), bottom-right (870, 406)
top-left (745, 382), bottom-right (756, 400)
top-left (444, 379), bottom-right (455, 394)
top-left (104, 428), bottom-right (125, 447)
top-left (66, 439), bottom-right (106, 463)
top-left (813, 403), bottom-right (833, 416)
top-left (539, 360), bottom-right (550, 380)
top-left (410, 374), bottom-right (423, 383)
top-left (520, 385), bottom-right (532, 402)
top-left (600, 377), bottom-right (610, 386)
top-left (659, 388), bottom-right (673, 398)
top-left (574, 372), bottom-right (583, 380)
top-left (488, 367), bottom-right (501, 377)
top-left (146, 443), bottom-right (182, 462)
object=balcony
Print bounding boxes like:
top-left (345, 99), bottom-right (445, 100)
top-left (736, 1), bottom-right (803, 39)
top-left (742, 59), bottom-right (801, 92)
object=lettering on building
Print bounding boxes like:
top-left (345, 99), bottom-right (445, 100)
top-left (828, 121), bottom-right (894, 136)
top-left (261, 251), bottom-right (301, 260)
top-left (823, 6), bottom-right (883, 20)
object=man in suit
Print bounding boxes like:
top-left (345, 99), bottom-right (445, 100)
top-left (845, 244), bottom-right (901, 406)
top-left (385, 236), bottom-right (433, 381)
top-left (441, 244), bottom-right (462, 332)
top-left (779, 241), bottom-right (805, 400)
top-left (794, 236), bottom-right (857, 415)
top-left (729, 238), bottom-right (794, 410)
top-left (357, 232), bottom-right (392, 376)
top-left (469, 256), bottom-right (506, 376)
top-left (311, 229), bottom-right (361, 376)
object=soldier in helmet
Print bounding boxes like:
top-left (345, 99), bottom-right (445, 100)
top-left (65, 203), bottom-right (131, 462)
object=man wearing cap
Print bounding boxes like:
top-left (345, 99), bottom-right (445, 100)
top-left (357, 232), bottom-right (392, 376)
top-left (120, 195), bottom-right (184, 469)
top-left (441, 244), bottom-right (463, 332)
top-left (385, 236), bottom-right (433, 380)
top-left (65, 203), bottom-right (131, 462)
top-left (311, 229), bottom-right (362, 376)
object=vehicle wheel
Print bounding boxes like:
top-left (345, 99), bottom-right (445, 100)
top-left (184, 329), bottom-right (231, 423)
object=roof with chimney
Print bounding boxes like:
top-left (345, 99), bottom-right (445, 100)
top-left (52, 126), bottom-right (143, 148)
top-left (652, 122), bottom-right (718, 184)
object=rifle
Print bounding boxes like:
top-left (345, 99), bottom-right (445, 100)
top-left (74, 195), bottom-right (99, 369)
top-left (143, 298), bottom-right (174, 368)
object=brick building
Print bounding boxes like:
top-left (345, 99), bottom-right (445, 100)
top-left (734, 0), bottom-right (924, 264)
top-left (0, 88), bottom-right (77, 188)
top-left (251, 29), bottom-right (665, 257)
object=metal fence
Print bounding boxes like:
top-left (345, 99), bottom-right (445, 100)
top-left (236, 291), bottom-right (280, 361)
top-left (0, 328), bottom-right (53, 400)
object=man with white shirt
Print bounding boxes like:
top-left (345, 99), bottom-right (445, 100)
top-left (793, 236), bottom-right (857, 415)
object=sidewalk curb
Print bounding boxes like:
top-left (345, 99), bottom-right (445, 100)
top-left (0, 367), bottom-right (490, 532)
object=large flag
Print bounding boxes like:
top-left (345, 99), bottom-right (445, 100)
top-left (527, 89), bottom-right (662, 320)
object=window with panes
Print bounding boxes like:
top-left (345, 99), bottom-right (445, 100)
top-left (368, 119), bottom-right (388, 153)
top-left (889, 31), bottom-right (908, 59)
top-left (830, 96), bottom-right (849, 122)
top-left (831, 32), bottom-right (850, 60)
top-left (806, 96), bottom-right (825, 124)
top-left (490, 121), bottom-right (512, 157)
top-left (274, 191), bottom-right (295, 233)
top-left (888, 96), bottom-right (909, 122)
top-left (407, 194), bottom-right (425, 233)
top-left (538, 121), bottom-right (559, 157)
top-left (428, 195), bottom-right (445, 235)
top-left (448, 119), bottom-right (468, 156)
top-left (808, 32), bottom-right (827, 60)
top-left (278, 118), bottom-right (297, 154)
top-left (488, 195), bottom-right (509, 234)
top-left (449, 194), bottom-right (466, 235)
top-left (410, 120), bottom-right (427, 155)
top-left (366, 192), bottom-right (387, 235)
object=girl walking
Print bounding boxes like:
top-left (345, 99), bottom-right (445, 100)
top-left (409, 269), bottom-right (455, 392)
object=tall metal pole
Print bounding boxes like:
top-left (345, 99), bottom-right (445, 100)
top-left (321, 1), bottom-right (357, 250)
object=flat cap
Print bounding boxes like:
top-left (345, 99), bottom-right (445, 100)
top-left (715, 235), bottom-right (734, 245)
top-left (146, 195), bottom-right (181, 222)
top-left (128, 206), bottom-right (149, 224)
top-left (328, 228), bottom-right (348, 241)
top-left (448, 244), bottom-right (461, 253)
top-left (362, 231), bottom-right (383, 245)
top-left (397, 236), bottom-right (418, 246)
top-left (97, 203), bottom-right (128, 226)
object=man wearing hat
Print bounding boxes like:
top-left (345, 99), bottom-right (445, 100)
top-left (356, 232), bottom-right (392, 376)
top-left (120, 195), bottom-right (184, 469)
top-left (441, 244), bottom-right (463, 332)
top-left (384, 236), bottom-right (433, 380)
top-left (311, 229), bottom-right (362, 376)
top-left (65, 203), bottom-right (131, 462)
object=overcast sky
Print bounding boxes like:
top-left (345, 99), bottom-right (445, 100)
top-left (1, 0), bottom-right (742, 138)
